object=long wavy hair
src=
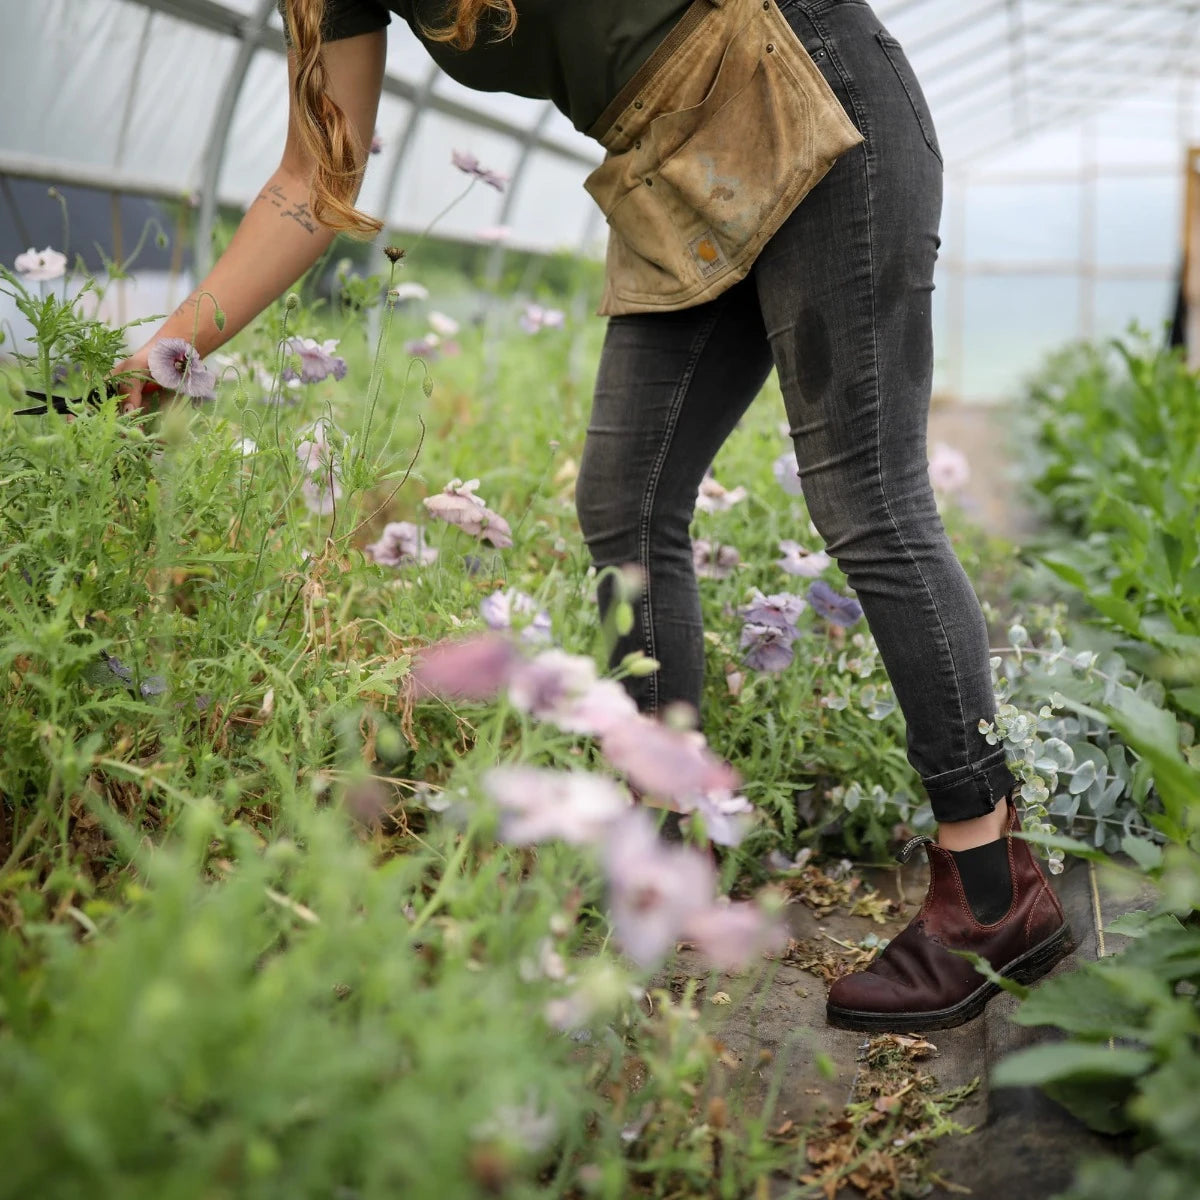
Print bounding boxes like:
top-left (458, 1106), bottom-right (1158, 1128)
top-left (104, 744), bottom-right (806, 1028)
top-left (284, 0), bottom-right (518, 235)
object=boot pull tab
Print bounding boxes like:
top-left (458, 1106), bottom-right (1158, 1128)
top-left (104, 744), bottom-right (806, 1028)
top-left (895, 834), bottom-right (934, 864)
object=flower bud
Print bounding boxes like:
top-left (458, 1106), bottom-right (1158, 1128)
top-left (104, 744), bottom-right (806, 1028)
top-left (284, 293), bottom-right (299, 311)
top-left (620, 651), bottom-right (660, 678)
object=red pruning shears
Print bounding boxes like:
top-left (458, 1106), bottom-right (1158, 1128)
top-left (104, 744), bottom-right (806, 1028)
top-left (14, 379), bottom-right (162, 416)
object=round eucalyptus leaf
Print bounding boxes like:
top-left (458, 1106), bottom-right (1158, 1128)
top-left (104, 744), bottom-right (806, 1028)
top-left (1069, 760), bottom-right (1098, 794)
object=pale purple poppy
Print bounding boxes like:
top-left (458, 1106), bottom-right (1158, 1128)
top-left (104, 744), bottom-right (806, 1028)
top-left (365, 521), bottom-right (438, 567)
top-left (603, 810), bottom-right (718, 967)
top-left (390, 281), bottom-right (429, 302)
top-left (452, 149), bottom-right (508, 191)
top-left (694, 475), bottom-right (748, 514)
top-left (282, 336), bottom-right (347, 384)
top-left (301, 472), bottom-right (342, 516)
top-left (693, 539), bottom-right (740, 580)
top-left (15, 246), bottom-right (67, 282)
top-left (601, 715), bottom-right (738, 802)
top-left (738, 588), bottom-right (806, 631)
top-left (481, 588), bottom-right (552, 643)
top-left (740, 623), bottom-right (796, 673)
top-left (411, 633), bottom-right (518, 701)
top-left (483, 766), bottom-right (629, 846)
top-left (808, 579), bottom-right (864, 627)
top-left (147, 337), bottom-right (217, 400)
top-left (773, 451), bottom-right (805, 497)
top-left (428, 311), bottom-right (460, 337)
top-left (405, 336), bottom-right (441, 360)
top-left (689, 790), bottom-right (755, 847)
top-left (423, 479), bottom-right (513, 549)
top-left (778, 539), bottom-right (831, 578)
top-left (682, 902), bottom-right (785, 971)
top-left (519, 303), bottom-right (565, 334)
top-left (929, 442), bottom-right (970, 493)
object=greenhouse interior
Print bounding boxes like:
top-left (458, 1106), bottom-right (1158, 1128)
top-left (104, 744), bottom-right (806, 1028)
top-left (1, 1), bottom-right (1198, 1197)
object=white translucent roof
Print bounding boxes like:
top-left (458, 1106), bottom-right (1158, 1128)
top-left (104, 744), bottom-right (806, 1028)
top-left (3, 0), bottom-right (1198, 399)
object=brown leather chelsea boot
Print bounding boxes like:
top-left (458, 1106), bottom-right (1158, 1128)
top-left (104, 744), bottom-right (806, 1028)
top-left (826, 797), bottom-right (1075, 1033)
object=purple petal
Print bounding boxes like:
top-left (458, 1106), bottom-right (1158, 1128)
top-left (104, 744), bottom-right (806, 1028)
top-left (740, 623), bottom-right (795, 673)
top-left (411, 633), bottom-right (518, 701)
top-left (807, 579), bottom-right (864, 628)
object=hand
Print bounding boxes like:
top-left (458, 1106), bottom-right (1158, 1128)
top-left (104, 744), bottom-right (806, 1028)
top-left (110, 346), bottom-right (164, 412)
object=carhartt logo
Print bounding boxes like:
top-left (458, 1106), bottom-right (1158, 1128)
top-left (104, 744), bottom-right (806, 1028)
top-left (688, 231), bottom-right (728, 278)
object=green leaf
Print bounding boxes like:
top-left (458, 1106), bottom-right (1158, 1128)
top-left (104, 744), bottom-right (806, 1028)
top-left (1121, 834), bottom-right (1163, 872)
top-left (991, 1042), bottom-right (1152, 1088)
top-left (951, 949), bottom-right (1029, 999)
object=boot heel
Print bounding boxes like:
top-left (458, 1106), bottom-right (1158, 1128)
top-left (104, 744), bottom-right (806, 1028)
top-left (1006, 922), bottom-right (1075, 986)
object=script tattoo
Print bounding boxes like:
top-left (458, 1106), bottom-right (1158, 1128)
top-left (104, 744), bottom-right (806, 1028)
top-left (257, 182), bottom-right (318, 233)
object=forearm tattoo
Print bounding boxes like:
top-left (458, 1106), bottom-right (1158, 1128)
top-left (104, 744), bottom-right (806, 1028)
top-left (256, 182), bottom-right (318, 234)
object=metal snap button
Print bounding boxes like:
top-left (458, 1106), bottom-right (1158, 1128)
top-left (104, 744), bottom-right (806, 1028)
top-left (633, 100), bottom-right (644, 110)
top-left (645, 178), bottom-right (653, 187)
top-left (766, 42), bottom-right (775, 52)
top-left (634, 140), bottom-right (642, 149)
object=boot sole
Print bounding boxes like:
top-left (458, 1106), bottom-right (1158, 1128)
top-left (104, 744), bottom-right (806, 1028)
top-left (825, 921), bottom-right (1077, 1034)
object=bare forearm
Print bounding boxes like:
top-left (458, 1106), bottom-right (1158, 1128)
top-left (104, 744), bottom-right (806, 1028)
top-left (150, 167), bottom-right (336, 356)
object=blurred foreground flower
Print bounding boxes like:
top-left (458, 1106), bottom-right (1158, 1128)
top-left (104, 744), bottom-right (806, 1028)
top-left (601, 714), bottom-right (737, 802)
top-left (424, 478), bottom-right (513, 548)
top-left (452, 149), bottom-right (508, 191)
top-left (14, 246), bottom-right (67, 281)
top-left (411, 632), bottom-right (518, 700)
top-left (778, 539), bottom-right (830, 577)
top-left (365, 521), bottom-right (438, 567)
top-left (147, 337), bottom-right (216, 400)
top-left (808, 579), bottom-right (863, 627)
top-left (282, 336), bottom-right (347, 384)
top-left (929, 441), bottom-right (970, 493)
top-left (484, 766), bottom-right (629, 845)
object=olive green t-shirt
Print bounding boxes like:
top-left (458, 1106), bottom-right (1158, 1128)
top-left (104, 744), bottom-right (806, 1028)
top-left (285, 0), bottom-right (693, 134)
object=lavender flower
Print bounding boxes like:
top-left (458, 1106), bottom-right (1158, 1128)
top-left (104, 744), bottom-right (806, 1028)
top-left (693, 539), bottom-right (740, 580)
top-left (740, 623), bottom-right (796, 673)
top-left (296, 419), bottom-right (344, 516)
top-left (428, 311), bottom-right (460, 337)
top-left (484, 766), bottom-right (629, 846)
top-left (405, 336), bottom-right (441, 360)
top-left (282, 336), bottom-right (348, 384)
top-left (778, 539), bottom-right (831, 578)
top-left (369, 131), bottom-right (383, 155)
top-left (808, 579), bottom-right (864, 627)
top-left (365, 521), bottom-right (438, 567)
top-left (480, 588), bottom-right (551, 643)
top-left (452, 149), bottom-right (508, 191)
top-left (737, 588), bottom-right (806, 631)
top-left (773, 451), bottom-right (805, 497)
top-left (688, 790), bottom-right (755, 847)
top-left (14, 246), bottom-right (67, 282)
top-left (423, 479), bottom-right (513, 549)
top-left (507, 649), bottom-right (596, 721)
top-left (682, 902), bottom-right (785, 971)
top-left (147, 338), bottom-right (216, 400)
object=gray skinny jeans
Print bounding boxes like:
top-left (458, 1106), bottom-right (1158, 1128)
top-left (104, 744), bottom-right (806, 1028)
top-left (576, 0), bottom-right (1016, 823)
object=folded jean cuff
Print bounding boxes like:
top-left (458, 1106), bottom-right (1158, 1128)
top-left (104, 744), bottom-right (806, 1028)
top-left (922, 750), bottom-right (1018, 824)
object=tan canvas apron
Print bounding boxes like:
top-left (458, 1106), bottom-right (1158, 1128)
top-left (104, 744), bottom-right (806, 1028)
top-left (584, 0), bottom-right (863, 316)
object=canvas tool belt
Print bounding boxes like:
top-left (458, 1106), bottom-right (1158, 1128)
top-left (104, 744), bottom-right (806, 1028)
top-left (585, 0), bottom-right (863, 316)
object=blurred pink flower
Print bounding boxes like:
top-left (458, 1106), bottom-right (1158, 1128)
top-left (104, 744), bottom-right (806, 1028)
top-left (773, 450), bottom-right (805, 497)
top-left (452, 149), bottom-right (508, 191)
top-left (929, 442), bottom-right (970, 493)
top-left (480, 588), bottom-right (551, 643)
top-left (301, 473), bottom-right (342, 515)
top-left (778, 539), bottom-right (831, 578)
top-left (147, 337), bottom-right (216, 400)
top-left (411, 633), bottom-right (518, 701)
top-left (695, 475), bottom-right (748, 514)
top-left (282, 336), bottom-right (347, 384)
top-left (476, 224), bottom-right (513, 243)
top-left (484, 766), bottom-right (629, 846)
top-left (365, 521), bottom-right (438, 567)
top-left (405, 336), bottom-right (441, 360)
top-left (689, 790), bottom-right (755, 847)
top-left (682, 902), bottom-right (785, 971)
top-left (693, 539), bottom-right (740, 580)
top-left (601, 715), bottom-right (738, 801)
top-left (603, 810), bottom-right (717, 967)
top-left (519, 303), bottom-right (565, 334)
top-left (508, 648), bottom-right (595, 720)
top-left (423, 479), bottom-right (513, 548)
top-left (428, 311), bottom-right (460, 337)
top-left (370, 130), bottom-right (383, 155)
top-left (550, 678), bottom-right (639, 738)
top-left (14, 246), bottom-right (67, 281)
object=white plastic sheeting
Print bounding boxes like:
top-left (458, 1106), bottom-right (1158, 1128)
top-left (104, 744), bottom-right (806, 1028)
top-left (3, 0), bottom-right (1200, 399)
